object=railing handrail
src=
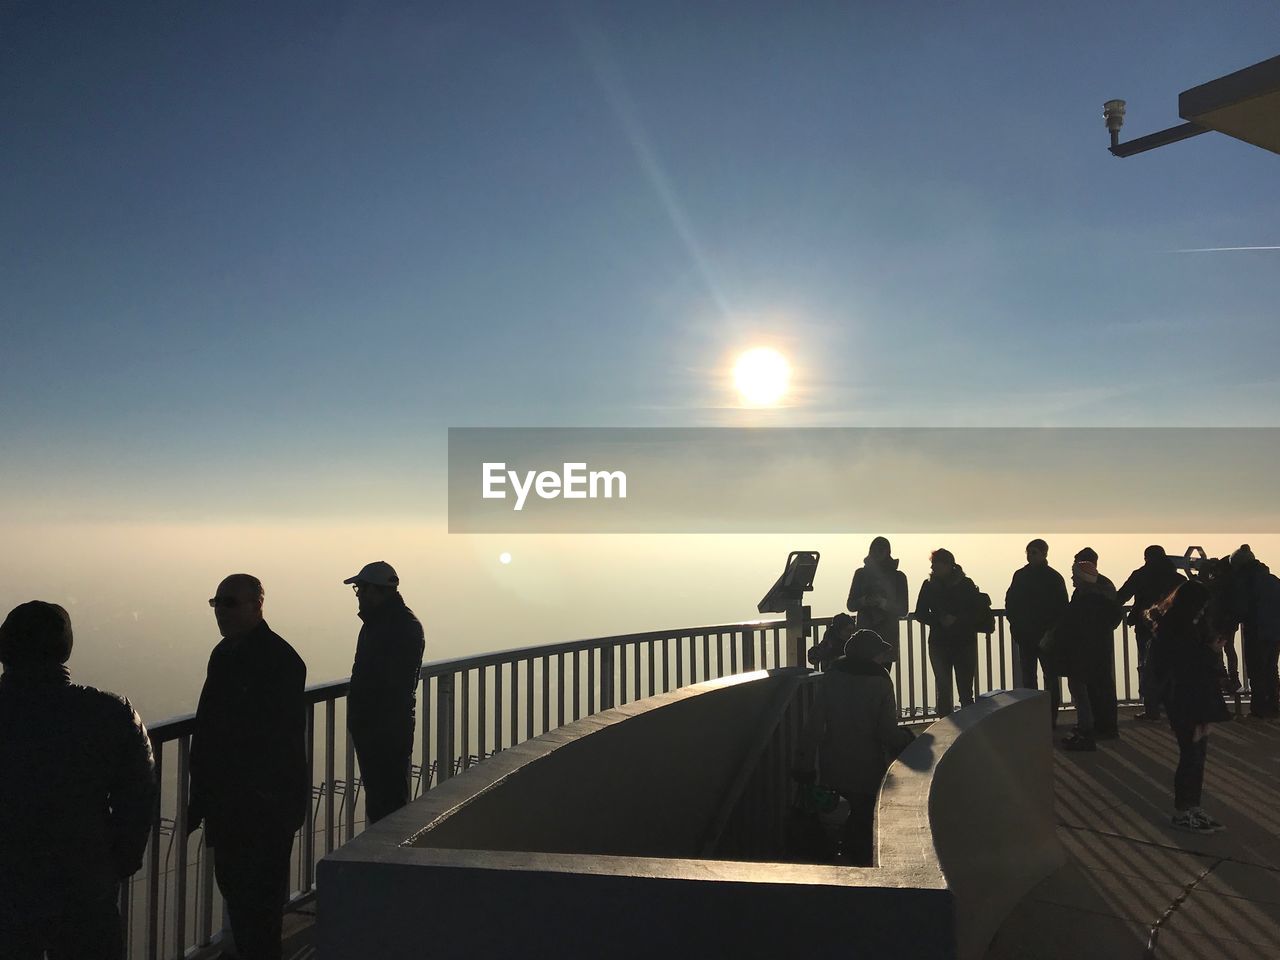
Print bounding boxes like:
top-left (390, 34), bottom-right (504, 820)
top-left (144, 607), bottom-right (1139, 742)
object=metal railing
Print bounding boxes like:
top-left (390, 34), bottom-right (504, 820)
top-left (125, 608), bottom-right (1251, 958)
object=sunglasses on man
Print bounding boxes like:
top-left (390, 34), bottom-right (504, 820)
top-left (207, 596), bottom-right (243, 609)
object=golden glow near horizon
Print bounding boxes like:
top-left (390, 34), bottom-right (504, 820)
top-left (733, 347), bottom-right (790, 407)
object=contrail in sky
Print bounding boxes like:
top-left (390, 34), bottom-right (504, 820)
top-left (1174, 246), bottom-right (1280, 253)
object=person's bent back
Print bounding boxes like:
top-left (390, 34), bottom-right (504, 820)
top-left (0, 601), bottom-right (157, 960)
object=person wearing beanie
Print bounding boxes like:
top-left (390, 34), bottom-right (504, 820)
top-left (1117, 546), bottom-right (1186, 721)
top-left (1075, 547), bottom-right (1099, 566)
top-left (343, 560), bottom-right (426, 824)
top-left (188, 575), bottom-right (307, 960)
top-left (846, 537), bottom-right (909, 664)
top-left (795, 629), bottom-right (915, 864)
top-left (1228, 545), bottom-right (1280, 719)
top-left (0, 601), bottom-right (156, 960)
top-left (1005, 539), bottom-right (1069, 716)
top-left (914, 548), bottom-right (990, 717)
top-left (1056, 560), bottom-right (1123, 750)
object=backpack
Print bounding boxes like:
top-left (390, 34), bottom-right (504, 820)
top-left (974, 592), bottom-right (997, 636)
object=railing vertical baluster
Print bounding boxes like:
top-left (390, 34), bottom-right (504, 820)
top-left (906, 617), bottom-right (917, 718)
top-left (542, 655), bottom-right (552, 734)
top-left (523, 659), bottom-right (533, 743)
top-left (344, 720), bottom-right (356, 842)
top-left (701, 633), bottom-right (710, 681)
top-left (324, 700), bottom-right (336, 853)
top-left (478, 665), bottom-right (488, 759)
top-left (985, 630), bottom-right (994, 696)
top-left (1122, 621), bottom-right (1132, 702)
top-left (998, 615), bottom-right (1008, 689)
top-left (773, 627), bottom-right (780, 665)
top-left (647, 640), bottom-right (656, 697)
top-left (729, 630), bottom-right (738, 674)
top-left (618, 642), bottom-right (628, 705)
top-left (302, 706), bottom-right (315, 889)
top-left (557, 655), bottom-right (565, 728)
top-left (662, 637), bottom-right (670, 692)
top-left (494, 663), bottom-right (504, 753)
top-left (420, 677), bottom-right (431, 794)
top-left (601, 644), bottom-right (615, 710)
top-left (716, 631), bottom-right (725, 678)
top-left (675, 637), bottom-right (684, 689)
top-left (461, 669), bottom-right (472, 770)
top-left (742, 628), bottom-right (755, 671)
top-left (633, 642), bottom-right (641, 702)
top-left (587, 647), bottom-right (597, 714)
top-left (174, 735), bottom-right (191, 955)
top-left (572, 651), bottom-right (581, 720)
top-left (435, 673), bottom-right (454, 784)
top-left (145, 740), bottom-right (163, 960)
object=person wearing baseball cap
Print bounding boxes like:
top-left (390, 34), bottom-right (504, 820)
top-left (343, 561), bottom-right (425, 823)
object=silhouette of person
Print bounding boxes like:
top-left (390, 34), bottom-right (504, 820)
top-left (914, 549), bottom-right (985, 717)
top-left (796, 629), bottom-right (915, 864)
top-left (1058, 560), bottom-right (1122, 751)
top-left (188, 575), bottom-right (307, 960)
top-left (0, 601), bottom-right (156, 960)
top-left (1004, 539), bottom-right (1068, 712)
top-left (1116, 545), bottom-right (1185, 721)
top-left (1229, 544), bottom-right (1280, 719)
top-left (1145, 580), bottom-right (1230, 833)
top-left (846, 537), bottom-right (909, 663)
top-left (807, 612), bottom-right (856, 672)
top-left (343, 561), bottom-right (425, 823)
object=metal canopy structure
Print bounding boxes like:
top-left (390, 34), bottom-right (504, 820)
top-left (1107, 53), bottom-right (1280, 158)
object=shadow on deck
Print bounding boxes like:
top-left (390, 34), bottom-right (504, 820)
top-left (986, 707), bottom-right (1280, 959)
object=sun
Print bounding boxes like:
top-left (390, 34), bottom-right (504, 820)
top-left (733, 347), bottom-right (790, 406)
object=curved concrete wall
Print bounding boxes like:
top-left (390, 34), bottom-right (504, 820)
top-left (319, 679), bottom-right (1060, 960)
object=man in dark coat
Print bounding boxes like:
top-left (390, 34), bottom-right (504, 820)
top-left (1116, 545), bottom-right (1185, 721)
top-left (343, 561), bottom-right (426, 824)
top-left (1230, 544), bottom-right (1280, 719)
top-left (0, 601), bottom-right (156, 960)
top-left (914, 549), bottom-right (985, 717)
top-left (1004, 539), bottom-right (1069, 714)
top-left (1058, 560), bottom-right (1123, 751)
top-left (846, 536), bottom-right (909, 663)
top-left (189, 575), bottom-right (307, 960)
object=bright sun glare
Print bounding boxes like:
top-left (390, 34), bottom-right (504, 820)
top-left (733, 347), bottom-right (790, 407)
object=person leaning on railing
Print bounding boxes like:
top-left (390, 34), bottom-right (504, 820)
top-left (0, 601), bottom-right (156, 960)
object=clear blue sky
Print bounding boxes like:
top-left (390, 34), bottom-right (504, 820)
top-left (3, 1), bottom-right (1278, 523)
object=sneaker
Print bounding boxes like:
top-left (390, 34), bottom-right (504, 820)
top-left (1171, 810), bottom-right (1215, 834)
top-left (1060, 733), bottom-right (1097, 752)
top-left (1189, 807), bottom-right (1225, 832)
top-left (1134, 712), bottom-right (1163, 723)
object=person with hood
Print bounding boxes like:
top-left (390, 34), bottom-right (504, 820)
top-left (189, 575), bottom-right (307, 960)
top-left (1117, 545), bottom-right (1186, 721)
top-left (846, 537), bottom-right (909, 663)
top-left (914, 548), bottom-right (986, 717)
top-left (1004, 539), bottom-right (1069, 709)
top-left (0, 601), bottom-right (156, 960)
top-left (1229, 544), bottom-right (1280, 719)
top-left (1144, 580), bottom-right (1230, 832)
top-left (806, 612), bottom-right (856, 673)
top-left (795, 629), bottom-right (915, 864)
top-left (343, 560), bottom-right (426, 823)
top-left (1057, 559), bottom-right (1123, 751)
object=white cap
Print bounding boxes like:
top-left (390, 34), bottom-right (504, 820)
top-left (343, 561), bottom-right (399, 587)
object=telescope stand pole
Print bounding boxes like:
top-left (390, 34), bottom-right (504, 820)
top-left (784, 604), bottom-right (810, 668)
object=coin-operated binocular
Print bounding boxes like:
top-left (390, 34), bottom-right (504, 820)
top-left (757, 551), bottom-right (820, 667)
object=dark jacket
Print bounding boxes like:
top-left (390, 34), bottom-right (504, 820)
top-left (847, 559), bottom-right (909, 660)
top-left (1146, 614), bottom-right (1230, 728)
top-left (1056, 577), bottom-right (1122, 678)
top-left (348, 594), bottom-right (425, 740)
top-left (797, 656), bottom-right (914, 796)
top-left (915, 569), bottom-right (984, 646)
top-left (1117, 559), bottom-right (1185, 630)
top-left (0, 663), bottom-right (156, 920)
top-left (1231, 559), bottom-right (1280, 634)
top-left (189, 621), bottom-right (308, 843)
top-left (1004, 563), bottom-right (1068, 647)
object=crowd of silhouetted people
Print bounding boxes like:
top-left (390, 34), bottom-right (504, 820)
top-left (0, 562), bottom-right (424, 960)
top-left (798, 538), bottom-right (1280, 861)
